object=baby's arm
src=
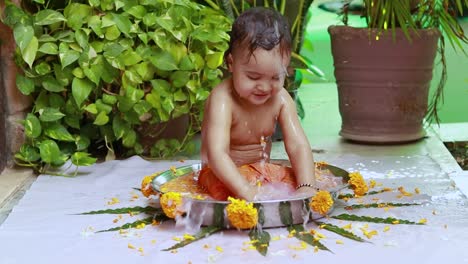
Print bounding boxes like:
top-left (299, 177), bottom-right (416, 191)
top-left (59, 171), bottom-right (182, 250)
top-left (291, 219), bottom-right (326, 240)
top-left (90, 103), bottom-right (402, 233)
top-left (203, 90), bottom-right (256, 200)
top-left (278, 89), bottom-right (316, 195)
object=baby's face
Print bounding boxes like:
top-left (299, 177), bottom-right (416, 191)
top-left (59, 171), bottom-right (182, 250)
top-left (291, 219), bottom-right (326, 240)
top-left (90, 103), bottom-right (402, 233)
top-left (229, 46), bottom-right (289, 105)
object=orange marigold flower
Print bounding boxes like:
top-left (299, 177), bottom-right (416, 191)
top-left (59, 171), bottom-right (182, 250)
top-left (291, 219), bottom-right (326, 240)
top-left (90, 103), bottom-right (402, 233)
top-left (160, 192), bottom-right (184, 218)
top-left (226, 197), bottom-right (258, 230)
top-left (141, 175), bottom-right (158, 198)
top-left (309, 190), bottom-right (334, 215)
top-left (348, 172), bottom-right (368, 196)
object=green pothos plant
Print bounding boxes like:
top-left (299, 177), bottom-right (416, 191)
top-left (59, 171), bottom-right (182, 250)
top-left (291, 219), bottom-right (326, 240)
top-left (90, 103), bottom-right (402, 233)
top-left (3, 0), bottom-right (231, 173)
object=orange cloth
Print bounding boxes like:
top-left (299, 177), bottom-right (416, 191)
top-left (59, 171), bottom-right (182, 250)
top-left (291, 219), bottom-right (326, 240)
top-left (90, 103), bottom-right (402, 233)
top-left (198, 162), bottom-right (296, 201)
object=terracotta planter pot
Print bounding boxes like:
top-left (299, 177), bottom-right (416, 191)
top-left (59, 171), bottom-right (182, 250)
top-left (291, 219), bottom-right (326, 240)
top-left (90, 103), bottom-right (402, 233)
top-left (328, 26), bottom-right (440, 143)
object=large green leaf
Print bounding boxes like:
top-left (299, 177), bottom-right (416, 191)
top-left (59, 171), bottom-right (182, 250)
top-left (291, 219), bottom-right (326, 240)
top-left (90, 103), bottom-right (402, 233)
top-left (122, 130), bottom-right (137, 147)
top-left (94, 111), bottom-right (110, 125)
top-left (23, 36), bottom-right (38, 68)
top-left (205, 52), bottom-right (224, 69)
top-left (105, 25), bottom-right (121, 40)
top-left (34, 9), bottom-right (66, 25)
top-left (112, 116), bottom-right (130, 140)
top-left (150, 50), bottom-right (178, 71)
top-left (16, 74), bottom-right (35, 95)
top-left (59, 50), bottom-right (80, 69)
top-left (42, 76), bottom-right (65, 92)
top-left (13, 24), bottom-right (33, 54)
top-left (279, 201), bottom-right (293, 226)
top-left (72, 77), bottom-right (95, 106)
top-left (170, 71), bottom-right (190, 88)
top-left (44, 123), bottom-right (75, 142)
top-left (15, 145), bottom-right (40, 163)
top-left (64, 3), bottom-right (92, 30)
top-left (121, 50), bottom-right (142, 66)
top-left (34, 61), bottom-right (52, 75)
top-left (38, 42), bottom-right (59, 55)
top-left (75, 134), bottom-right (90, 150)
top-left (126, 5), bottom-right (147, 19)
top-left (71, 152), bottom-right (97, 166)
top-left (112, 13), bottom-right (132, 36)
top-left (24, 113), bottom-right (42, 138)
top-left (39, 140), bottom-right (62, 164)
top-left (39, 107), bottom-right (65, 122)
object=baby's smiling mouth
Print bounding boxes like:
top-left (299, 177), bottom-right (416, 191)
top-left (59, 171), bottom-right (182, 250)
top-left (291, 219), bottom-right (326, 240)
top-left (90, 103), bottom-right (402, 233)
top-left (253, 92), bottom-right (269, 97)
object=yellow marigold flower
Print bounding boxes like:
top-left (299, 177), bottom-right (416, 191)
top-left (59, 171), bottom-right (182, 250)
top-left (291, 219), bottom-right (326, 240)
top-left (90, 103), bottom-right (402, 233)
top-left (128, 243), bottom-right (135, 249)
top-left (215, 246), bottom-right (223, 252)
top-left (348, 172), bottom-right (368, 196)
top-left (141, 175), bottom-right (157, 198)
top-left (383, 226), bottom-right (390, 232)
top-left (419, 218), bottom-right (427, 224)
top-left (160, 192), bottom-right (184, 219)
top-left (309, 190), bottom-right (334, 215)
top-left (415, 187), bottom-right (420, 194)
top-left (170, 166), bottom-right (177, 174)
top-left (336, 240), bottom-right (344, 244)
top-left (226, 197), bottom-right (258, 230)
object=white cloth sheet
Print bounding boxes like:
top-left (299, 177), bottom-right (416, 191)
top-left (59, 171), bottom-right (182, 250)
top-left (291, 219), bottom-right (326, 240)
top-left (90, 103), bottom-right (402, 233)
top-left (0, 155), bottom-right (467, 264)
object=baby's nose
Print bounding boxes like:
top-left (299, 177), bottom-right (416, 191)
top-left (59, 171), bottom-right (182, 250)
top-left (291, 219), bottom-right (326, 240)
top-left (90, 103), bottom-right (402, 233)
top-left (256, 81), bottom-right (270, 92)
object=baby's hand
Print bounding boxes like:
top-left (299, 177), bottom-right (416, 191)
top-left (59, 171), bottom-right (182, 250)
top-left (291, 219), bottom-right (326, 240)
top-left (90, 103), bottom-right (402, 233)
top-left (239, 185), bottom-right (257, 201)
top-left (294, 186), bottom-right (317, 198)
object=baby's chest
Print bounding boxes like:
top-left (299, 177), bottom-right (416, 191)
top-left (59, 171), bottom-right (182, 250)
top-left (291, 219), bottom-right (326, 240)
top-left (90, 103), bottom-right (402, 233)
top-left (231, 112), bottom-right (277, 142)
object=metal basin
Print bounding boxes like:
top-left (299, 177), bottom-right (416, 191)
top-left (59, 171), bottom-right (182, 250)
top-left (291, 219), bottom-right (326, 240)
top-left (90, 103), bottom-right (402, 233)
top-left (152, 160), bottom-right (349, 229)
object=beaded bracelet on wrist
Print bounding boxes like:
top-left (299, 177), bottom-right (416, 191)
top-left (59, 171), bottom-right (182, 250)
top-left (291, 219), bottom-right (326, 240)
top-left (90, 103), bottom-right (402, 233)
top-left (295, 183), bottom-right (319, 191)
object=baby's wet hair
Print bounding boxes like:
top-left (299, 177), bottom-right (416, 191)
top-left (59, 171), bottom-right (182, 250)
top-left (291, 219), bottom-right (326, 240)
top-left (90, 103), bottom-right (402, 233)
top-left (225, 7), bottom-right (292, 63)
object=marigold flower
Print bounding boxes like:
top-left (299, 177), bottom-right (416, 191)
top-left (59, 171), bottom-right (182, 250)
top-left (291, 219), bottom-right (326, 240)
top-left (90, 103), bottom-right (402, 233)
top-left (348, 172), bottom-right (368, 196)
top-left (309, 190), bottom-right (334, 215)
top-left (226, 197), bottom-right (258, 229)
top-left (160, 192), bottom-right (184, 218)
top-left (141, 175), bottom-right (158, 197)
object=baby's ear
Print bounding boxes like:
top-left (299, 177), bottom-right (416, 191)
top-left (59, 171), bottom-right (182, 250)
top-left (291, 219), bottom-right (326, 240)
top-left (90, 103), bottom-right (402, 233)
top-left (227, 54), bottom-right (233, 72)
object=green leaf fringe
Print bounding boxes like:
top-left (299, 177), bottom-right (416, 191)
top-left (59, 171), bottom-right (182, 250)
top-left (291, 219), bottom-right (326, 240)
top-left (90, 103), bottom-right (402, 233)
top-left (249, 229), bottom-right (271, 256)
top-left (163, 226), bottom-right (223, 251)
top-left (331, 214), bottom-right (423, 225)
top-left (315, 222), bottom-right (366, 242)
